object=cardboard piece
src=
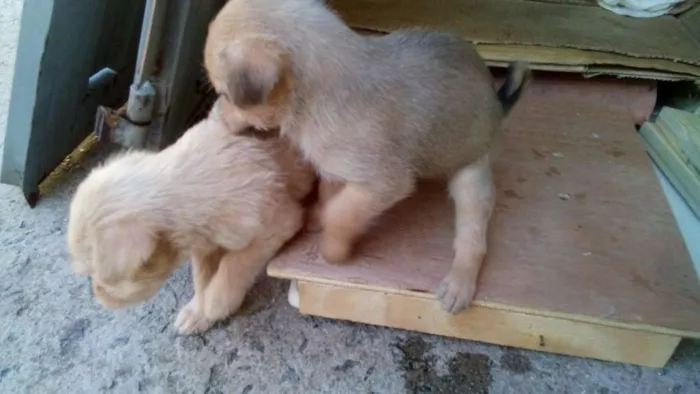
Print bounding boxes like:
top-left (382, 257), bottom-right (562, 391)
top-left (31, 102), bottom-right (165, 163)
top-left (331, 0), bottom-right (700, 80)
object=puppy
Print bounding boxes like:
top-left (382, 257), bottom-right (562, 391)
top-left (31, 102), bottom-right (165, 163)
top-left (204, 0), bottom-right (530, 314)
top-left (67, 98), bottom-right (315, 333)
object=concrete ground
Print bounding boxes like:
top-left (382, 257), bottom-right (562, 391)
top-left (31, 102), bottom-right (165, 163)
top-left (0, 1), bottom-right (699, 393)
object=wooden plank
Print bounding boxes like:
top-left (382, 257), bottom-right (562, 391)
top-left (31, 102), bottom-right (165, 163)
top-left (330, 0), bottom-right (700, 78)
top-left (581, 67), bottom-right (692, 81)
top-left (273, 267), bottom-right (700, 340)
top-left (363, 25), bottom-right (700, 78)
top-left (640, 122), bottom-right (700, 219)
top-left (0, 0), bottom-right (144, 206)
top-left (268, 75), bottom-right (700, 339)
top-left (330, 0), bottom-right (700, 64)
top-left (298, 281), bottom-right (682, 368)
top-left (656, 107), bottom-right (700, 172)
top-left (359, 29), bottom-right (699, 79)
top-left (0, 0), bottom-right (54, 201)
top-left (476, 44), bottom-right (700, 79)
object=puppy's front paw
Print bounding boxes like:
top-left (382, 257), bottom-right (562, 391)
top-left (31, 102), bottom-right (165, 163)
top-left (435, 270), bottom-right (477, 315)
top-left (174, 301), bottom-right (214, 335)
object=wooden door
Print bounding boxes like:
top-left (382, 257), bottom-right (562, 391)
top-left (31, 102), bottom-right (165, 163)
top-left (0, 0), bottom-right (144, 206)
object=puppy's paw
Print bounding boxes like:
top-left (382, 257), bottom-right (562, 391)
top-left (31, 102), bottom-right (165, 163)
top-left (435, 270), bottom-right (477, 315)
top-left (321, 233), bottom-right (352, 264)
top-left (174, 301), bottom-right (214, 335)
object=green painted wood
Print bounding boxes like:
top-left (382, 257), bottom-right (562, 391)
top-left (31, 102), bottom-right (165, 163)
top-left (656, 107), bottom-right (700, 172)
top-left (151, 0), bottom-right (226, 149)
top-left (1, 0), bottom-right (144, 206)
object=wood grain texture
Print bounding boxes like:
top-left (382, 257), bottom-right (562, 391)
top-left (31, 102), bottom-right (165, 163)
top-left (656, 107), bottom-right (700, 172)
top-left (640, 122), bottom-right (700, 219)
top-left (0, 0), bottom-right (144, 205)
top-left (354, 29), bottom-right (700, 79)
top-left (268, 76), bottom-right (700, 338)
top-left (329, 0), bottom-right (700, 64)
top-left (330, 0), bottom-right (700, 79)
top-left (298, 281), bottom-right (682, 368)
top-left (476, 44), bottom-right (700, 79)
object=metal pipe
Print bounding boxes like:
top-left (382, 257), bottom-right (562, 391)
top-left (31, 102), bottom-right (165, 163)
top-left (133, 0), bottom-right (167, 87)
top-left (112, 0), bottom-right (167, 148)
top-left (87, 67), bottom-right (117, 91)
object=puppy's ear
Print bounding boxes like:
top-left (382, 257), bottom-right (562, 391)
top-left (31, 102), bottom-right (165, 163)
top-left (93, 219), bottom-right (157, 281)
top-left (221, 37), bottom-right (288, 108)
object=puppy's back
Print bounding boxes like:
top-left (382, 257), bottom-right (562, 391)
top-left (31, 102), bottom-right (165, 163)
top-left (70, 115), bottom-right (309, 256)
top-left (380, 29), bottom-right (491, 83)
top-left (378, 29), bottom-right (496, 115)
top-left (163, 118), bottom-right (294, 204)
top-left (365, 29), bottom-right (502, 176)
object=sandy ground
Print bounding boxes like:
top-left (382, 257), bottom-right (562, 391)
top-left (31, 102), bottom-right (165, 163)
top-left (0, 1), bottom-right (699, 393)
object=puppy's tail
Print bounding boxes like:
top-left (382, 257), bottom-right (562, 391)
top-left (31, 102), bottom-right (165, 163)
top-left (496, 62), bottom-right (532, 116)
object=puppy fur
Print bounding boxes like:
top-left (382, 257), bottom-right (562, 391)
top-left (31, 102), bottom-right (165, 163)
top-left (67, 98), bottom-right (315, 333)
top-left (204, 0), bottom-right (530, 313)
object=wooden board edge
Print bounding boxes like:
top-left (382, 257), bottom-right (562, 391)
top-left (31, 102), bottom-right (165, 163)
top-left (582, 69), bottom-right (689, 81)
top-left (640, 123), bottom-right (700, 215)
top-left (353, 28), bottom-right (700, 80)
top-left (486, 61), bottom-right (689, 81)
top-left (298, 281), bottom-right (682, 368)
top-left (267, 266), bottom-right (700, 339)
top-left (338, 0), bottom-right (700, 67)
top-left (643, 153), bottom-right (700, 221)
top-left (657, 107), bottom-right (700, 163)
top-left (477, 44), bottom-right (700, 77)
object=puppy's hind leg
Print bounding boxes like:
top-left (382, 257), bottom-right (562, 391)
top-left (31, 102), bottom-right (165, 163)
top-left (321, 175), bottom-right (414, 264)
top-left (437, 155), bottom-right (495, 314)
top-left (306, 178), bottom-right (343, 232)
top-left (175, 249), bottom-right (222, 334)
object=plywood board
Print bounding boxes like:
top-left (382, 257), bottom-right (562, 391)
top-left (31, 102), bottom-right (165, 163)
top-left (268, 76), bottom-right (700, 339)
top-left (298, 281), bottom-right (682, 368)
top-left (331, 0), bottom-right (700, 79)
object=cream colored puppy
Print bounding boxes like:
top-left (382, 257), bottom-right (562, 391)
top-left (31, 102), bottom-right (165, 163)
top-left (204, 0), bottom-right (530, 313)
top-left (67, 99), bottom-right (314, 334)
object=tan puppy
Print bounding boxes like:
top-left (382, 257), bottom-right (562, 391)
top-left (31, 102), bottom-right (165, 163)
top-left (204, 0), bottom-right (530, 313)
top-left (67, 98), bottom-right (314, 333)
